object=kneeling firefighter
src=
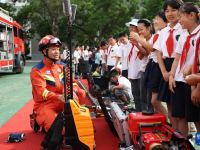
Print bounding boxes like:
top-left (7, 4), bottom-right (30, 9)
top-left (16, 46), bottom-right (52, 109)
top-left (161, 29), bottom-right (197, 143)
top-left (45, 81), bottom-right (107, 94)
top-left (31, 35), bottom-right (68, 132)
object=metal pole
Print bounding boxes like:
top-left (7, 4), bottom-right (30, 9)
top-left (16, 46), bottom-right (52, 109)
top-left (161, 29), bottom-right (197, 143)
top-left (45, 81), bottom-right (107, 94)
top-left (68, 16), bottom-right (73, 100)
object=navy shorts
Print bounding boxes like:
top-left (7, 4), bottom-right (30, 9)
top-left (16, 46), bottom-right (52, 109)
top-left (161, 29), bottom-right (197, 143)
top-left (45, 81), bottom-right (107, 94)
top-left (143, 59), bottom-right (162, 93)
top-left (157, 58), bottom-right (174, 103)
top-left (171, 81), bottom-right (199, 122)
top-left (122, 70), bottom-right (128, 78)
top-left (95, 64), bottom-right (100, 68)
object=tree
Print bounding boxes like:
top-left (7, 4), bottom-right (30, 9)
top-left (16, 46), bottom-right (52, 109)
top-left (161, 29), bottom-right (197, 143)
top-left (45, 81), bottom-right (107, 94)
top-left (140, 0), bottom-right (164, 21)
top-left (13, 0), bottom-right (139, 47)
top-left (72, 0), bottom-right (139, 46)
top-left (0, 2), bottom-right (15, 17)
top-left (141, 0), bottom-right (200, 21)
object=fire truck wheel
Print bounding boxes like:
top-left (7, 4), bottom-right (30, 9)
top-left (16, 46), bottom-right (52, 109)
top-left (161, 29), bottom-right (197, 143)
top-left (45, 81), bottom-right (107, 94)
top-left (17, 56), bottom-right (24, 74)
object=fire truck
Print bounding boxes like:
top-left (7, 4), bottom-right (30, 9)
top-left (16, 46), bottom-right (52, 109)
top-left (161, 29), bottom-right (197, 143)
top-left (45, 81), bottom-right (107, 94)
top-left (0, 7), bottom-right (25, 74)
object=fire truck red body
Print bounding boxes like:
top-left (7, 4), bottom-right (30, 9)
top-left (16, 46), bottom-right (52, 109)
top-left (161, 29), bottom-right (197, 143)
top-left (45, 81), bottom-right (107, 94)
top-left (0, 7), bottom-right (25, 73)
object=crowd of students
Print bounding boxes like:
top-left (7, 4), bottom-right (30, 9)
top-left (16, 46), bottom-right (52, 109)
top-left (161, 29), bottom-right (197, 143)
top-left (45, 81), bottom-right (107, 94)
top-left (63, 0), bottom-right (200, 137)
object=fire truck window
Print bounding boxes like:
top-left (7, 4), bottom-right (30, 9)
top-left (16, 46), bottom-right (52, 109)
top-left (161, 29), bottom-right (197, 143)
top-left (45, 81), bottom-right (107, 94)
top-left (13, 26), bottom-right (17, 37)
top-left (18, 29), bottom-right (23, 40)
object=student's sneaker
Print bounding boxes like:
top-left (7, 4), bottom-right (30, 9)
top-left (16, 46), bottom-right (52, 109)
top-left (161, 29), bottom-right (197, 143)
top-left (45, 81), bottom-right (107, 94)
top-left (189, 139), bottom-right (194, 146)
top-left (92, 71), bottom-right (99, 76)
top-left (93, 140), bottom-right (96, 148)
top-left (123, 101), bottom-right (135, 109)
top-left (190, 122), bottom-right (197, 132)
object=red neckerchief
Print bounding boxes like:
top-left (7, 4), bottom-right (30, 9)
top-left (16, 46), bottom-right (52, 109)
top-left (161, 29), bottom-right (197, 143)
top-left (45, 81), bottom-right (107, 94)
top-left (116, 75), bottom-right (124, 85)
top-left (166, 29), bottom-right (175, 58)
top-left (128, 43), bottom-right (135, 62)
top-left (108, 45), bottom-right (113, 56)
top-left (153, 34), bottom-right (159, 44)
top-left (135, 51), bottom-right (141, 60)
top-left (81, 50), bottom-right (84, 56)
top-left (179, 29), bottom-right (200, 72)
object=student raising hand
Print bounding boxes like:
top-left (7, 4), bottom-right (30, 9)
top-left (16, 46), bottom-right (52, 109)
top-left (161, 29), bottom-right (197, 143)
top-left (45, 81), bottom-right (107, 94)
top-left (129, 32), bottom-right (140, 41)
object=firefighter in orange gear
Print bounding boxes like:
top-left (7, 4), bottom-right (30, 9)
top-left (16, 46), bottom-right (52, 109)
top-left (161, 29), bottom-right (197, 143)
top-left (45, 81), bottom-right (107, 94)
top-left (73, 77), bottom-right (86, 105)
top-left (31, 35), bottom-right (69, 132)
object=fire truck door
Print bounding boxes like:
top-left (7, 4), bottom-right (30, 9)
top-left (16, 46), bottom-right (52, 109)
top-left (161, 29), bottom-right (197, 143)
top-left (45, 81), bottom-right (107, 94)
top-left (13, 26), bottom-right (19, 54)
top-left (18, 28), bottom-right (24, 54)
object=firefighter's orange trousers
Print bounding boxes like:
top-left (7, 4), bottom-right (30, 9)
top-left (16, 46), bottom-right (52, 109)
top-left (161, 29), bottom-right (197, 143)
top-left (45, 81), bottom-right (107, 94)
top-left (73, 85), bottom-right (86, 105)
top-left (36, 100), bottom-right (64, 132)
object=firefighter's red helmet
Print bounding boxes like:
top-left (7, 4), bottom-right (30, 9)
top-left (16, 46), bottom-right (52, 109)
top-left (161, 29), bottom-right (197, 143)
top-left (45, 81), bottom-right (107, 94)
top-left (38, 35), bottom-right (62, 52)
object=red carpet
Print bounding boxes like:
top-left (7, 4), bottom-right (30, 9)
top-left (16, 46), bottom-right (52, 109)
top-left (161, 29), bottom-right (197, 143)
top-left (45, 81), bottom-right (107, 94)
top-left (0, 79), bottom-right (120, 150)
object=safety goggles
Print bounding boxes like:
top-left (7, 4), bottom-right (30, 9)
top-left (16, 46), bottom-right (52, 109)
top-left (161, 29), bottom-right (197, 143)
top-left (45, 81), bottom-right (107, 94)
top-left (49, 37), bottom-right (62, 46)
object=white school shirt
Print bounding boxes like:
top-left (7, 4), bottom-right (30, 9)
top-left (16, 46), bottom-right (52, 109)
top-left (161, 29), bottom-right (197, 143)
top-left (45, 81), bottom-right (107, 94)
top-left (74, 50), bottom-right (80, 64)
top-left (117, 43), bottom-right (128, 70)
top-left (140, 38), bottom-right (152, 72)
top-left (100, 49), bottom-right (106, 64)
top-left (153, 23), bottom-right (186, 59)
top-left (99, 49), bottom-right (103, 61)
top-left (174, 25), bottom-right (200, 83)
top-left (105, 44), bottom-right (119, 66)
top-left (79, 50), bottom-right (84, 57)
top-left (63, 49), bottom-right (67, 60)
top-left (89, 51), bottom-right (92, 58)
top-left (83, 50), bottom-right (89, 61)
top-left (118, 75), bottom-right (133, 100)
top-left (124, 41), bottom-right (141, 79)
top-left (148, 31), bottom-right (160, 63)
top-left (117, 41), bottom-right (121, 47)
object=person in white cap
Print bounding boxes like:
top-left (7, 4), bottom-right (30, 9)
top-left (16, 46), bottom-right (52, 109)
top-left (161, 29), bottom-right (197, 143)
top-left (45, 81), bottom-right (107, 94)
top-left (123, 19), bottom-right (143, 111)
top-left (126, 19), bottom-right (139, 33)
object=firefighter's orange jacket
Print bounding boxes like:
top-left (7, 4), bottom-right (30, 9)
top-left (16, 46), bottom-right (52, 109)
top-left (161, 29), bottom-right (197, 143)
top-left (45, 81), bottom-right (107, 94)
top-left (30, 58), bottom-right (65, 112)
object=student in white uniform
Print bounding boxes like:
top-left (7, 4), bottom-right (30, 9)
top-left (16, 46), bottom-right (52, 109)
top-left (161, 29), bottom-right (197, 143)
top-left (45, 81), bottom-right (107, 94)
top-left (124, 38), bottom-right (142, 111)
top-left (109, 70), bottom-right (134, 106)
top-left (115, 32), bottom-right (129, 78)
top-left (74, 45), bottom-right (81, 77)
top-left (153, 0), bottom-right (184, 130)
top-left (63, 45), bottom-right (69, 63)
top-left (125, 19), bottom-right (146, 111)
top-left (100, 42), bottom-right (107, 75)
top-left (129, 11), bottom-right (168, 118)
top-left (101, 40), bottom-right (109, 76)
top-left (126, 19), bottom-right (139, 33)
top-left (105, 35), bottom-right (119, 75)
top-left (79, 45), bottom-right (84, 58)
top-left (83, 45), bottom-right (90, 72)
top-left (132, 19), bottom-right (155, 113)
top-left (169, 2), bottom-right (200, 136)
top-left (129, 19), bottom-right (154, 112)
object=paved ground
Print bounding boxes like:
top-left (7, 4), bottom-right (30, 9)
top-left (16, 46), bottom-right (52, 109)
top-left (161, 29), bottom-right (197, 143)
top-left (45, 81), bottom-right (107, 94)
top-left (0, 63), bottom-right (198, 149)
top-left (0, 65), bottom-right (33, 127)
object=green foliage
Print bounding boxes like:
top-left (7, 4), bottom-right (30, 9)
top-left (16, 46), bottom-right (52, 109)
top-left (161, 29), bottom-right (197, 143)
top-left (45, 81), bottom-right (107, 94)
top-left (13, 0), bottom-right (138, 47)
top-left (141, 0), bottom-right (200, 21)
top-left (0, 2), bottom-right (15, 17)
top-left (13, 1), bottom-right (53, 39)
top-left (140, 0), bottom-right (164, 21)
